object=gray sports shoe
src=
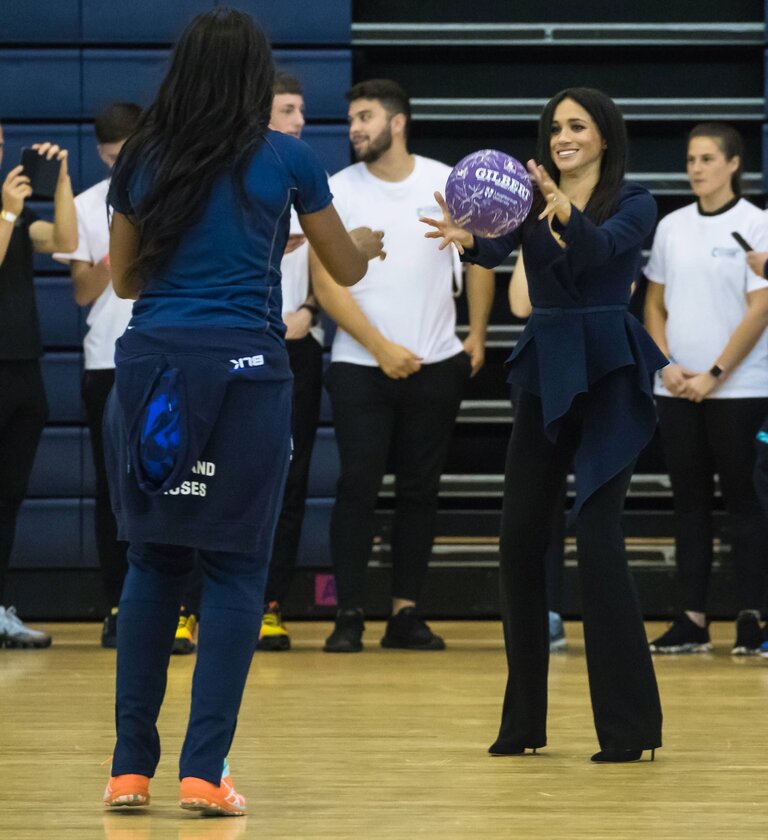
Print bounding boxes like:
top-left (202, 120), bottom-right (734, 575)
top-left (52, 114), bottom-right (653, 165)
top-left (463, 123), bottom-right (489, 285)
top-left (0, 606), bottom-right (52, 649)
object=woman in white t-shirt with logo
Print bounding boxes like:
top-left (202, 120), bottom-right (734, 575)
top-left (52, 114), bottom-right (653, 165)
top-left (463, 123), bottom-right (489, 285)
top-left (645, 122), bottom-right (768, 656)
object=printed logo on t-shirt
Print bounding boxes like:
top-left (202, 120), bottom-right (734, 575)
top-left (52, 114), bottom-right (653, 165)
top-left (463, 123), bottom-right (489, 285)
top-left (417, 205), bottom-right (441, 218)
top-left (230, 354), bottom-right (265, 370)
top-left (710, 247), bottom-right (741, 259)
top-left (164, 460), bottom-right (215, 497)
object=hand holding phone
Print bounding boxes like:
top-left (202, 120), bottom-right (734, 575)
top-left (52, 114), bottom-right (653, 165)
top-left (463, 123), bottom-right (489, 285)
top-left (731, 231), bottom-right (754, 252)
top-left (19, 144), bottom-right (64, 199)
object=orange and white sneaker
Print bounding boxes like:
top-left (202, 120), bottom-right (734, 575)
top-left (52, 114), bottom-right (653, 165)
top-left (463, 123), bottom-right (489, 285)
top-left (179, 761), bottom-right (246, 816)
top-left (103, 774), bottom-right (150, 807)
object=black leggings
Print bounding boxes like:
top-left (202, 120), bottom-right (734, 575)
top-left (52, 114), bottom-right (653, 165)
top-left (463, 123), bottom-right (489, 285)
top-left (0, 360), bottom-right (48, 602)
top-left (327, 353), bottom-right (471, 610)
top-left (656, 396), bottom-right (768, 614)
top-left (264, 335), bottom-right (323, 605)
top-left (82, 369), bottom-right (128, 609)
top-left (496, 389), bottom-right (662, 752)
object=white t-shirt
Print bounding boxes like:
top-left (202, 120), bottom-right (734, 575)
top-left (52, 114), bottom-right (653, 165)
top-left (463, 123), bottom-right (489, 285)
top-left (328, 156), bottom-right (463, 366)
top-left (53, 178), bottom-right (133, 370)
top-left (645, 198), bottom-right (768, 398)
top-left (281, 209), bottom-right (322, 345)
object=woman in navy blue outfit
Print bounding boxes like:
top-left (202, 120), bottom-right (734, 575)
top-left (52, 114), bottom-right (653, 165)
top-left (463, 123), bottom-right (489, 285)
top-left (423, 88), bottom-right (665, 762)
top-left (102, 9), bottom-right (383, 815)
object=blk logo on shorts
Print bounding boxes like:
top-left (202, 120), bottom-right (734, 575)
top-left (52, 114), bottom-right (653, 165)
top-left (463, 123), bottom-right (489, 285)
top-left (230, 355), bottom-right (265, 370)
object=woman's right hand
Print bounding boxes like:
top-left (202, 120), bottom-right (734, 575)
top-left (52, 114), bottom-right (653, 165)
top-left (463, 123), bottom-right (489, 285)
top-left (420, 191), bottom-right (475, 254)
top-left (661, 363), bottom-right (694, 396)
top-left (2, 165), bottom-right (32, 216)
top-left (349, 226), bottom-right (386, 262)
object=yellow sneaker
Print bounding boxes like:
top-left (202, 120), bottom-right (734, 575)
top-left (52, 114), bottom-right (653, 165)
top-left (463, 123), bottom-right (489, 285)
top-left (257, 601), bottom-right (290, 651)
top-left (172, 612), bottom-right (198, 655)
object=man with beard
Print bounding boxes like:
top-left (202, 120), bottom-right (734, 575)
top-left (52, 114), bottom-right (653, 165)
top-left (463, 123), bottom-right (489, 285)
top-left (312, 79), bottom-right (495, 652)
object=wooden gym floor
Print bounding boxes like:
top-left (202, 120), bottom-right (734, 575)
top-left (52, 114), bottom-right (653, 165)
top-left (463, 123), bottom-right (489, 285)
top-left (1, 620), bottom-right (766, 840)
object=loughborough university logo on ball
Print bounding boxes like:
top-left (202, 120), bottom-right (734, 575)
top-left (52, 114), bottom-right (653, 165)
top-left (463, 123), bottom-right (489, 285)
top-left (445, 150), bottom-right (533, 238)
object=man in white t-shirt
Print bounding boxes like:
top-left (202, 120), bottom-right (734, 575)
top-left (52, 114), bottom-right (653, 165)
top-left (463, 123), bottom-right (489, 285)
top-left (54, 102), bottom-right (141, 648)
top-left (257, 72), bottom-right (328, 651)
top-left (312, 79), bottom-right (495, 652)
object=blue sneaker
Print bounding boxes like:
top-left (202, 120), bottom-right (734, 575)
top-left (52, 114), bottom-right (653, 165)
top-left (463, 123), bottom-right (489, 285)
top-left (549, 611), bottom-right (567, 652)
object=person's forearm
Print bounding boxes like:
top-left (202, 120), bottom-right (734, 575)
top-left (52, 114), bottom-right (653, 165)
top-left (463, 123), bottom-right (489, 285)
top-left (715, 307), bottom-right (768, 374)
top-left (310, 251), bottom-right (385, 354)
top-left (466, 265), bottom-right (494, 338)
top-left (0, 220), bottom-right (13, 267)
top-left (52, 175), bottom-right (77, 252)
top-left (71, 259), bottom-right (111, 306)
top-left (644, 307), bottom-right (669, 357)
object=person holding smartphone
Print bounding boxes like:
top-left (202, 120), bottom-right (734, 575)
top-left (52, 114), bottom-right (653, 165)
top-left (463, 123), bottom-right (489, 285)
top-left (0, 130), bottom-right (77, 648)
top-left (644, 122), bottom-right (768, 656)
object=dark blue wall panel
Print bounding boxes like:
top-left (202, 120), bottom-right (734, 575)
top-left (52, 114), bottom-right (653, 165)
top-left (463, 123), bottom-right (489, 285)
top-left (41, 353), bottom-right (85, 423)
top-left (80, 1), bottom-right (351, 44)
top-left (0, 50), bottom-right (81, 118)
top-left (35, 277), bottom-right (85, 348)
top-left (3, 1), bottom-right (81, 43)
top-left (303, 125), bottom-right (350, 176)
top-left (12, 500), bottom-right (83, 569)
top-left (82, 49), bottom-right (170, 116)
top-left (27, 428), bottom-right (85, 498)
top-left (275, 50), bottom-right (352, 119)
top-left (236, 0), bottom-right (352, 43)
top-left (81, 0), bottom-right (210, 43)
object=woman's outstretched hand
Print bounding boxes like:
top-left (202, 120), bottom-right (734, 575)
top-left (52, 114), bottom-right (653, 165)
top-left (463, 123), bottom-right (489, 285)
top-left (526, 159), bottom-right (571, 224)
top-left (420, 191), bottom-right (475, 255)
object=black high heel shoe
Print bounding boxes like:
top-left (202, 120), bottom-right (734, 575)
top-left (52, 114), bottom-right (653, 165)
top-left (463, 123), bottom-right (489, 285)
top-left (590, 748), bottom-right (656, 763)
top-left (488, 741), bottom-right (540, 757)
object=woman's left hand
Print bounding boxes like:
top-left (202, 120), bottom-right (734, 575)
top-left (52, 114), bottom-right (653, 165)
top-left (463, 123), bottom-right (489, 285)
top-left (526, 159), bottom-right (571, 224)
top-left (680, 371), bottom-right (720, 403)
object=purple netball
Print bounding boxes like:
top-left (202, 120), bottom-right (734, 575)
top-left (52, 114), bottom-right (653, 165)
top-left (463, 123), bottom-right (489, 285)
top-left (445, 150), bottom-right (533, 238)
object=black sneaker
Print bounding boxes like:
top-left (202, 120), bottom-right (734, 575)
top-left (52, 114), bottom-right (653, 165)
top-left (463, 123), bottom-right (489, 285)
top-left (101, 608), bottom-right (118, 649)
top-left (323, 608), bottom-right (364, 653)
top-left (649, 614), bottom-right (712, 654)
top-left (732, 610), bottom-right (762, 656)
top-left (380, 607), bottom-right (446, 650)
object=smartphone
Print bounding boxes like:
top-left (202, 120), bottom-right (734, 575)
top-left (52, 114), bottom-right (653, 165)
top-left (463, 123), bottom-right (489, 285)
top-left (731, 231), bottom-right (754, 252)
top-left (20, 147), bottom-right (61, 199)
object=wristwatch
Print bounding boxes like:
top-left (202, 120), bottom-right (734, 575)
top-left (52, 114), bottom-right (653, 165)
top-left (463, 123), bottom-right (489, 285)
top-left (0, 209), bottom-right (18, 224)
top-left (709, 364), bottom-right (724, 379)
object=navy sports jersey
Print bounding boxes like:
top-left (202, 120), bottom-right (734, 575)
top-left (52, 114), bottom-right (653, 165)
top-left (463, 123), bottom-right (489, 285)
top-left (108, 130), bottom-right (332, 334)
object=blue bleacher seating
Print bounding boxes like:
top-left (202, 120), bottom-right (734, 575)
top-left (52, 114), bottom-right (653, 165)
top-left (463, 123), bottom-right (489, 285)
top-left (302, 125), bottom-right (350, 176)
top-left (275, 50), bottom-right (352, 120)
top-left (27, 428), bottom-right (85, 499)
top-left (12, 500), bottom-right (84, 569)
top-left (82, 49), bottom-right (170, 116)
top-left (40, 353), bottom-right (85, 423)
top-left (0, 50), bottom-right (81, 118)
top-left (3, 1), bottom-right (80, 43)
top-left (35, 277), bottom-right (85, 348)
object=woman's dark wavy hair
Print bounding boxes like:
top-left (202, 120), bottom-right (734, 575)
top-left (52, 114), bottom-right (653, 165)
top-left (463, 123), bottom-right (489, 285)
top-left (532, 87), bottom-right (627, 225)
top-left (111, 7), bottom-right (274, 289)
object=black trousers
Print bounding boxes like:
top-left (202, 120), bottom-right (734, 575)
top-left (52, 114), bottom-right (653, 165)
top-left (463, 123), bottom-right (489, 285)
top-left (264, 335), bottom-right (323, 605)
top-left (327, 352), bottom-right (471, 610)
top-left (83, 369), bottom-right (128, 609)
top-left (497, 389), bottom-right (662, 752)
top-left (0, 360), bottom-right (48, 602)
top-left (656, 396), bottom-right (768, 614)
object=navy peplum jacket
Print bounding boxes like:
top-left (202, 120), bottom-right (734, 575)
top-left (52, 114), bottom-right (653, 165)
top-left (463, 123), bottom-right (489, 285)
top-left (462, 182), bottom-right (667, 520)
